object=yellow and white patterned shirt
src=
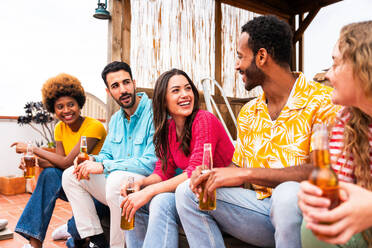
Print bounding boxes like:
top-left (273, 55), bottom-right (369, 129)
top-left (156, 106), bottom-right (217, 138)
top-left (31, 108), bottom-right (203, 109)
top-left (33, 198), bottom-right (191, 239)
top-left (232, 72), bottom-right (340, 199)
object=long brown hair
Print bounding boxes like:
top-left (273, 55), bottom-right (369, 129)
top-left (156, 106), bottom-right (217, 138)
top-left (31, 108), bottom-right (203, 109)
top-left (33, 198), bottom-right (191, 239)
top-left (338, 21), bottom-right (372, 245)
top-left (152, 69), bottom-right (200, 173)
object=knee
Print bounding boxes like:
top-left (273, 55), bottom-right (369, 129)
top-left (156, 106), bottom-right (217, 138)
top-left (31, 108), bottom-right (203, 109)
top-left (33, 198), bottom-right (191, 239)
top-left (39, 167), bottom-right (62, 181)
top-left (61, 166), bottom-right (76, 190)
top-left (149, 193), bottom-right (176, 217)
top-left (271, 181), bottom-right (302, 221)
top-left (105, 175), bottom-right (122, 205)
top-left (175, 179), bottom-right (195, 210)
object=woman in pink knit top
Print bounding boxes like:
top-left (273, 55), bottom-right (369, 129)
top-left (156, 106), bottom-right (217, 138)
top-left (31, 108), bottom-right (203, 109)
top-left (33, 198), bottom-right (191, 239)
top-left (120, 68), bottom-right (234, 248)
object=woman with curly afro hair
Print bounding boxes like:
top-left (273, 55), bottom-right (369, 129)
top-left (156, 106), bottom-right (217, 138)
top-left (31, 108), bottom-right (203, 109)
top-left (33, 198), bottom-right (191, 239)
top-left (11, 73), bottom-right (107, 248)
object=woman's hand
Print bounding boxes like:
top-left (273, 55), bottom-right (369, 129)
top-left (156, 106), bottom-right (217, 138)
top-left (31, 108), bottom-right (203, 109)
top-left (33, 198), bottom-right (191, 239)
top-left (10, 142), bottom-right (28, 154)
top-left (120, 187), bottom-right (153, 222)
top-left (120, 179), bottom-right (142, 197)
top-left (298, 180), bottom-right (330, 223)
top-left (298, 181), bottom-right (372, 244)
top-left (73, 161), bottom-right (103, 180)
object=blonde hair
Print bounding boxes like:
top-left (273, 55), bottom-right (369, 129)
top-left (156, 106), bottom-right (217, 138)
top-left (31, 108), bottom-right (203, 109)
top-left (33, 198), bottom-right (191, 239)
top-left (339, 21), bottom-right (372, 245)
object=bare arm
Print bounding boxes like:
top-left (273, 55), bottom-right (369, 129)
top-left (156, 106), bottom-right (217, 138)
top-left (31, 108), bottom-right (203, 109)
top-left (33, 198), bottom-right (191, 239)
top-left (11, 137), bottom-right (99, 170)
top-left (191, 161), bottom-right (314, 198)
top-left (243, 163), bottom-right (314, 188)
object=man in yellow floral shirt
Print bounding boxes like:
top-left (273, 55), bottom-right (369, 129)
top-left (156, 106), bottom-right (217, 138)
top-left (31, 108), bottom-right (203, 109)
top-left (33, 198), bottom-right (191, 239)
top-left (176, 15), bottom-right (340, 248)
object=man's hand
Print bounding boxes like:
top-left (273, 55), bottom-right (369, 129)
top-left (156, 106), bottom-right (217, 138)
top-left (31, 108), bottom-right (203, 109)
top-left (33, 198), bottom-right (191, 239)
top-left (203, 167), bottom-right (247, 201)
top-left (120, 187), bottom-right (153, 222)
top-left (190, 166), bottom-right (210, 197)
top-left (73, 160), bottom-right (103, 180)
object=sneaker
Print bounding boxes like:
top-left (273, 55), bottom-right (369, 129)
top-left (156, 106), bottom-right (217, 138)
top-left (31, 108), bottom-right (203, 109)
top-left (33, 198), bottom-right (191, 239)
top-left (88, 242), bottom-right (101, 248)
top-left (0, 219), bottom-right (8, 231)
top-left (52, 224), bottom-right (71, 240)
top-left (22, 244), bottom-right (34, 248)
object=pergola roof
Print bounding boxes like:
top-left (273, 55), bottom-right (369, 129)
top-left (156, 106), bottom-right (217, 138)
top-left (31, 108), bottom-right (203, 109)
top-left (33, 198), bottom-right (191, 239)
top-left (222, 0), bottom-right (342, 19)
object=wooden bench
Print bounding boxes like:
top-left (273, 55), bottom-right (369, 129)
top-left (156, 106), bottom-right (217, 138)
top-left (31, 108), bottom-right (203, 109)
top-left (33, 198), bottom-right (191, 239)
top-left (178, 227), bottom-right (262, 248)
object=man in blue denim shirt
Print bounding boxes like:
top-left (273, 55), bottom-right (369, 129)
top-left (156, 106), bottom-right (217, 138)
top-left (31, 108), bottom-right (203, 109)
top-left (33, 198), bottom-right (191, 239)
top-left (62, 61), bottom-right (157, 248)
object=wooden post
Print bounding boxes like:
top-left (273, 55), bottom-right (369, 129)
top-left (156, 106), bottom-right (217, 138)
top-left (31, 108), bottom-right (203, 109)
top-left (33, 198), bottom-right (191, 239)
top-left (106, 0), bottom-right (126, 124)
top-left (121, 0), bottom-right (131, 63)
top-left (289, 15), bottom-right (297, 72)
top-left (298, 13), bottom-right (304, 72)
top-left (214, 0), bottom-right (222, 95)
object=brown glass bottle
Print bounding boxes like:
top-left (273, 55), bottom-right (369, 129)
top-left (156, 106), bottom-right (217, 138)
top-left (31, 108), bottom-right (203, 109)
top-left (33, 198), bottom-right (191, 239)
top-left (309, 125), bottom-right (340, 210)
top-left (121, 176), bottom-right (135, 230)
top-left (121, 188), bottom-right (135, 230)
top-left (76, 136), bottom-right (89, 180)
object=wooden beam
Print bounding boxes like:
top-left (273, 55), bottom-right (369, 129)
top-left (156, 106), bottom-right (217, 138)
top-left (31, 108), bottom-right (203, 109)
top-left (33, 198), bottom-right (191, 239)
top-left (291, 0), bottom-right (342, 15)
top-left (214, 0), bottom-right (222, 95)
top-left (221, 0), bottom-right (290, 20)
top-left (121, 0), bottom-right (131, 63)
top-left (294, 8), bottom-right (320, 42)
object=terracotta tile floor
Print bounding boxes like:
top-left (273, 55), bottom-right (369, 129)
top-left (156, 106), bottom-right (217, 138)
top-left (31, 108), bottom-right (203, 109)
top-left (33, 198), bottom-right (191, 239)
top-left (0, 193), bottom-right (72, 248)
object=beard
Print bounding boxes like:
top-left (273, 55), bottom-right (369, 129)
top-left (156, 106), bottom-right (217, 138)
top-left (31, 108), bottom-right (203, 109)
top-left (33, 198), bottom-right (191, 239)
top-left (115, 89), bottom-right (136, 109)
top-left (243, 58), bottom-right (266, 91)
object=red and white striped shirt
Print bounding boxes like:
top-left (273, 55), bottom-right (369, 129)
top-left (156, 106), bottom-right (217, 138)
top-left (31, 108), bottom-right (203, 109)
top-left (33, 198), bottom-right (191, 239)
top-left (329, 109), bottom-right (372, 183)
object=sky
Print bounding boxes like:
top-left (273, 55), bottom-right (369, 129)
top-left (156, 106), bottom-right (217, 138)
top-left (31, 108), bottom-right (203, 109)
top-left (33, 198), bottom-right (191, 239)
top-left (1, 0), bottom-right (372, 116)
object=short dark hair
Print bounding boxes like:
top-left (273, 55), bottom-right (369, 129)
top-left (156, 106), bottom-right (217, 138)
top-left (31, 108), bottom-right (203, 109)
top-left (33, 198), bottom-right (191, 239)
top-left (42, 73), bottom-right (86, 113)
top-left (242, 15), bottom-right (293, 67)
top-left (101, 61), bottom-right (133, 86)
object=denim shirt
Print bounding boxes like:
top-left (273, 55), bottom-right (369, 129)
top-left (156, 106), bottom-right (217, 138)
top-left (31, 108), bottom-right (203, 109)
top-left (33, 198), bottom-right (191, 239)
top-left (93, 92), bottom-right (157, 176)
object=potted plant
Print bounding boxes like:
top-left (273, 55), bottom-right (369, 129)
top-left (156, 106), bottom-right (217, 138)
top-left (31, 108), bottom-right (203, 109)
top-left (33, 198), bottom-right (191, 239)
top-left (17, 101), bottom-right (57, 148)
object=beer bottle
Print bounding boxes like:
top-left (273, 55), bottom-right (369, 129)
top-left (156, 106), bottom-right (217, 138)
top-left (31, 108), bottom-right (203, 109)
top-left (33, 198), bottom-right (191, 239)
top-left (199, 143), bottom-right (216, 211)
top-left (77, 136), bottom-right (89, 180)
top-left (121, 176), bottom-right (135, 230)
top-left (309, 124), bottom-right (340, 209)
top-left (24, 142), bottom-right (36, 178)
top-left (77, 136), bottom-right (89, 164)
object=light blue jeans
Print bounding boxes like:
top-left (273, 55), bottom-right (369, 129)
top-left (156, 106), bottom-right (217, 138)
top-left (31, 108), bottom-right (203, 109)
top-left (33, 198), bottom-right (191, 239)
top-left (125, 192), bottom-right (180, 248)
top-left (175, 180), bottom-right (302, 248)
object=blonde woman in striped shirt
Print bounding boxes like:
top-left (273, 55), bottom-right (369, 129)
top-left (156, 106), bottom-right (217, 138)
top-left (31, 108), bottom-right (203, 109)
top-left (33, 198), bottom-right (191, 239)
top-left (298, 21), bottom-right (372, 248)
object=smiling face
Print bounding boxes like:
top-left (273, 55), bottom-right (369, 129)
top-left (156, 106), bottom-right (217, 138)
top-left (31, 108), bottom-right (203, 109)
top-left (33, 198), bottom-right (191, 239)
top-left (105, 70), bottom-right (137, 110)
top-left (326, 42), bottom-right (363, 107)
top-left (235, 32), bottom-right (266, 91)
top-left (165, 75), bottom-right (195, 119)
top-left (54, 96), bottom-right (81, 125)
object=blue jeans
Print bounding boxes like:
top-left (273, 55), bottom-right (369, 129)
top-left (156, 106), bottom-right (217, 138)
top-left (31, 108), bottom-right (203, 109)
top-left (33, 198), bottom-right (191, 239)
top-left (15, 167), bottom-right (68, 242)
top-left (175, 180), bottom-right (302, 248)
top-left (15, 167), bottom-right (109, 246)
top-left (125, 192), bottom-right (180, 248)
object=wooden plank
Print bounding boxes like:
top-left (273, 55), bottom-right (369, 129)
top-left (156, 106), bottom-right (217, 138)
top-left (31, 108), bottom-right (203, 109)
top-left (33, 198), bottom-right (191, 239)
top-left (214, 0), bottom-right (222, 95)
top-left (121, 0), bottom-right (131, 63)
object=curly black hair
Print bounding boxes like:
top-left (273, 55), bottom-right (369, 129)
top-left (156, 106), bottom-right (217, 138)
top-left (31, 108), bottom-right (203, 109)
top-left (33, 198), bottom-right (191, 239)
top-left (41, 73), bottom-right (86, 113)
top-left (242, 15), bottom-right (293, 67)
top-left (101, 61), bottom-right (133, 87)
